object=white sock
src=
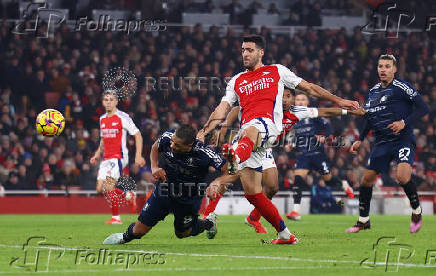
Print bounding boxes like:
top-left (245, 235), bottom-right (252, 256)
top-left (342, 180), bottom-right (350, 191)
top-left (359, 216), bottom-right (369, 223)
top-left (112, 215), bottom-right (121, 220)
top-left (278, 227), bottom-right (291, 240)
top-left (412, 206), bottom-right (422, 215)
top-left (293, 204), bottom-right (301, 213)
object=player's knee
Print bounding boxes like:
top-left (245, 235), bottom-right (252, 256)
top-left (264, 185), bottom-right (278, 199)
top-left (175, 230), bottom-right (190, 239)
top-left (361, 176), bottom-right (375, 187)
top-left (397, 173), bottom-right (411, 185)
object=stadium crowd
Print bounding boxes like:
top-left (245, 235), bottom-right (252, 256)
top-left (0, 18), bottom-right (435, 194)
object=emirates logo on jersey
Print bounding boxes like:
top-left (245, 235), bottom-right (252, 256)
top-left (101, 128), bottom-right (119, 138)
top-left (238, 77), bottom-right (274, 95)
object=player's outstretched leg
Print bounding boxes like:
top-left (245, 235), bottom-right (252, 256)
top-left (346, 169), bottom-right (376, 233)
top-left (103, 221), bottom-right (151, 244)
top-left (175, 213), bottom-right (217, 239)
top-left (397, 163), bottom-right (422, 233)
top-left (241, 168), bottom-right (298, 244)
top-left (245, 167), bottom-right (277, 234)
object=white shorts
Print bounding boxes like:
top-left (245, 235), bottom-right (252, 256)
top-left (234, 118), bottom-right (280, 171)
top-left (262, 148), bottom-right (276, 170)
top-left (97, 157), bottom-right (128, 180)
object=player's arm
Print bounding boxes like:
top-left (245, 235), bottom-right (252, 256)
top-left (217, 106), bottom-right (240, 146)
top-left (133, 132), bottom-right (145, 167)
top-left (198, 76), bottom-right (238, 141)
top-left (206, 166), bottom-right (239, 200)
top-left (150, 139), bottom-right (166, 182)
top-left (387, 90), bottom-right (429, 134)
top-left (349, 115), bottom-right (371, 154)
top-left (297, 80), bottom-right (359, 110)
top-left (277, 64), bottom-right (359, 110)
top-left (317, 107), bottom-right (365, 117)
top-left (90, 139), bottom-right (103, 165)
top-left (199, 101), bottom-right (232, 141)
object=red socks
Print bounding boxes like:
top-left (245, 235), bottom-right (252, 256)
top-left (203, 193), bottom-right (223, 218)
top-left (108, 188), bottom-right (124, 216)
top-left (249, 208), bottom-right (261, 221)
top-left (245, 193), bottom-right (285, 232)
top-left (235, 136), bottom-right (254, 163)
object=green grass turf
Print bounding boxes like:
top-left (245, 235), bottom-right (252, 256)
top-left (0, 214), bottom-right (435, 275)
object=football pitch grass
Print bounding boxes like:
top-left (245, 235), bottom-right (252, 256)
top-left (0, 214), bottom-right (435, 275)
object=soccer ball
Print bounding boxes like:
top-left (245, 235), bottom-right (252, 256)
top-left (36, 109), bottom-right (66, 136)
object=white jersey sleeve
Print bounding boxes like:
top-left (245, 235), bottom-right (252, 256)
top-left (276, 64), bottom-right (303, 89)
top-left (119, 111), bottom-right (139, 135)
top-left (221, 74), bottom-right (240, 106)
top-left (290, 106), bottom-right (318, 120)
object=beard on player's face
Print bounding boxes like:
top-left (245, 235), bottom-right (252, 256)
top-left (243, 51), bottom-right (262, 70)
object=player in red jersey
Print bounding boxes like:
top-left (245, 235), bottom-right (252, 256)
top-left (90, 90), bottom-right (146, 224)
top-left (204, 88), bottom-right (364, 233)
top-left (199, 35), bottom-right (359, 244)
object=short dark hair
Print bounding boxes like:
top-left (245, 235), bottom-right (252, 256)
top-left (103, 89), bottom-right (118, 98)
top-left (242, 35), bottom-right (266, 49)
top-left (175, 124), bottom-right (197, 145)
top-left (295, 91), bottom-right (309, 98)
top-left (284, 86), bottom-right (295, 95)
top-left (379, 54), bottom-right (397, 66)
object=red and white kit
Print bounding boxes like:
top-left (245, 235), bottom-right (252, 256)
top-left (97, 110), bottom-right (139, 180)
top-left (222, 64), bottom-right (302, 170)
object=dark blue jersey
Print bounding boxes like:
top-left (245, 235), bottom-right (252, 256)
top-left (360, 79), bottom-right (429, 145)
top-left (157, 130), bottom-right (226, 200)
top-left (293, 116), bottom-right (332, 154)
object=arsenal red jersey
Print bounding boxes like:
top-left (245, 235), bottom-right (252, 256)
top-left (277, 106), bottom-right (319, 141)
top-left (221, 64), bottom-right (302, 132)
top-left (99, 110), bottom-right (139, 159)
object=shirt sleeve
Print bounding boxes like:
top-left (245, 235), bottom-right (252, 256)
top-left (290, 106), bottom-right (319, 120)
top-left (202, 147), bottom-right (226, 170)
top-left (395, 81), bottom-right (429, 125)
top-left (157, 130), bottom-right (174, 152)
top-left (358, 117), bottom-right (371, 141)
top-left (221, 75), bottom-right (239, 106)
top-left (121, 114), bottom-right (140, 135)
top-left (316, 118), bottom-right (332, 136)
top-left (276, 64), bottom-right (303, 89)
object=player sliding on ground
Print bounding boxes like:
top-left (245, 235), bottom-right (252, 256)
top-left (346, 54), bottom-right (429, 234)
top-left (198, 35), bottom-right (359, 244)
top-left (204, 88), bottom-right (364, 233)
top-left (103, 125), bottom-right (226, 244)
top-left (90, 90), bottom-right (145, 224)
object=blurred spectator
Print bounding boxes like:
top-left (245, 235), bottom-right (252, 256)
top-left (0, 18), bottom-right (434, 195)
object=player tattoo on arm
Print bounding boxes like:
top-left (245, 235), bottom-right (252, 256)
top-left (199, 101), bottom-right (232, 140)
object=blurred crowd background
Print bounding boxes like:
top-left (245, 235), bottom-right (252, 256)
top-left (0, 0), bottom-right (435, 195)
